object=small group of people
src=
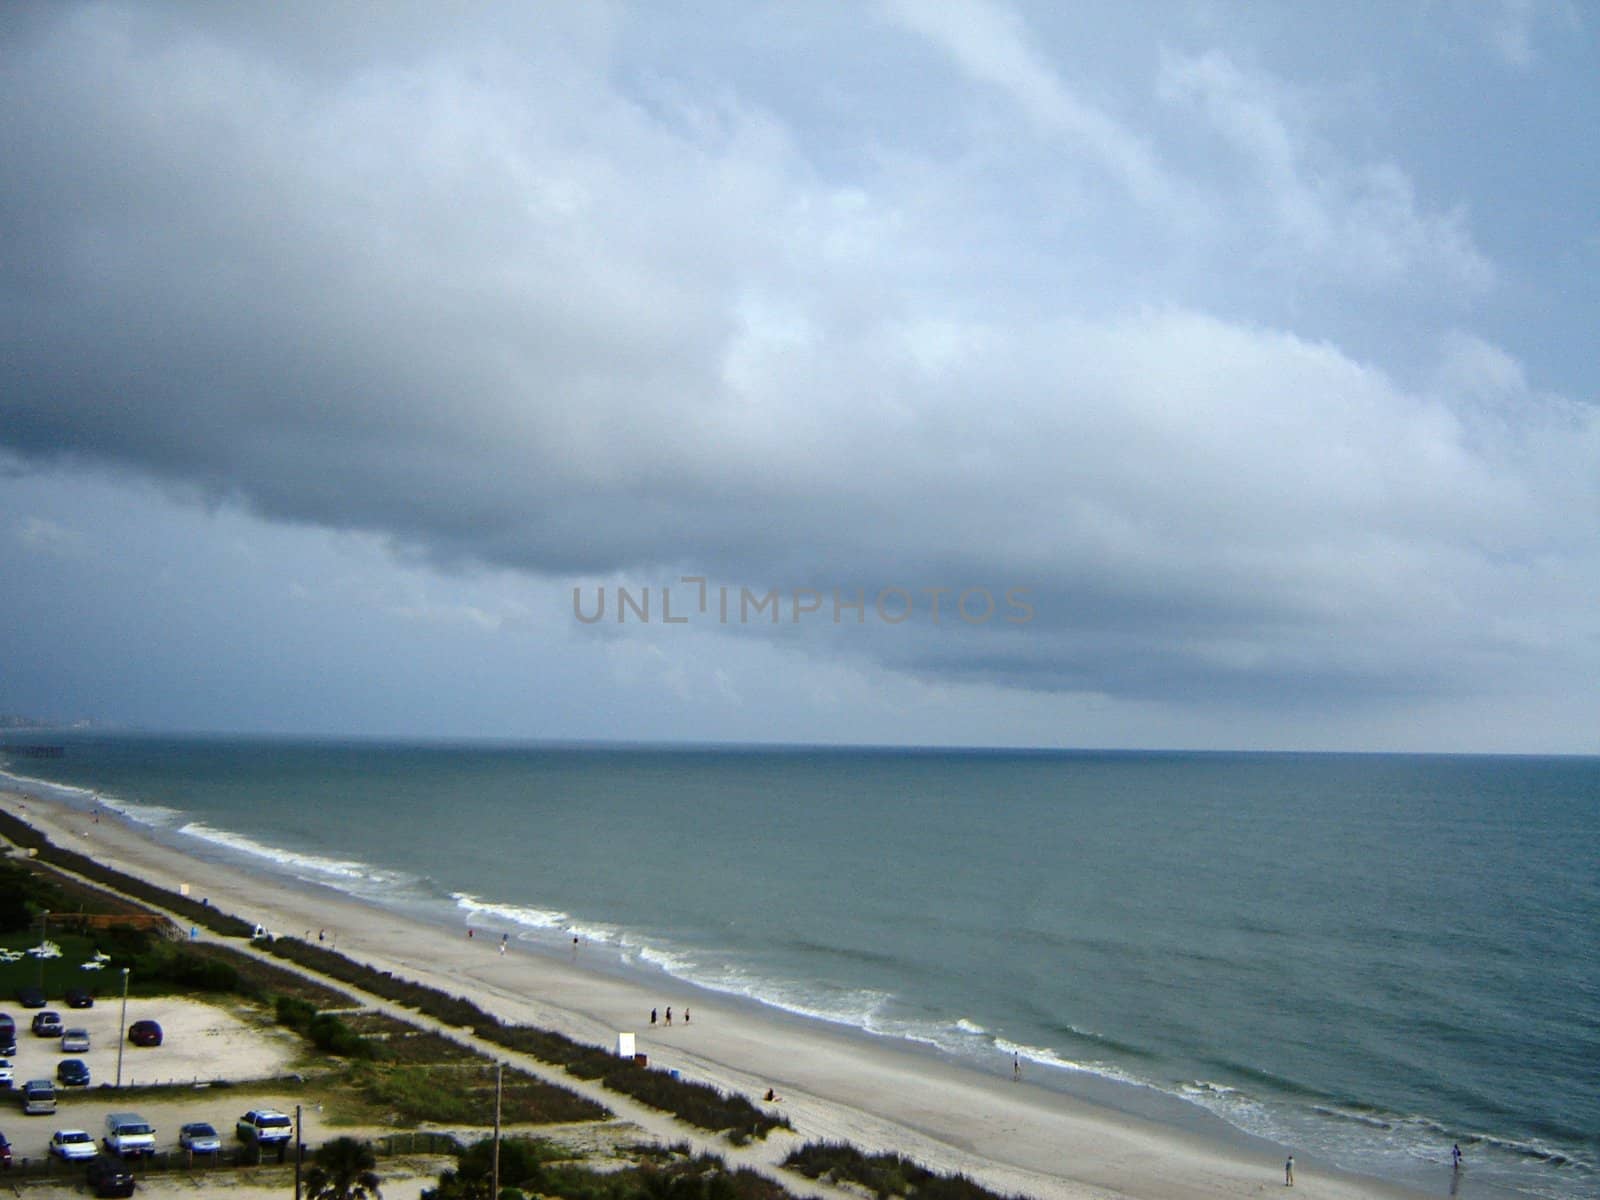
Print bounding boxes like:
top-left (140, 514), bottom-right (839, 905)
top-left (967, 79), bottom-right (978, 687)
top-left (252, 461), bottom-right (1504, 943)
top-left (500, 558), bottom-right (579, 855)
top-left (649, 1005), bottom-right (690, 1026)
top-left (1283, 1144), bottom-right (1462, 1187)
top-left (465, 928), bottom-right (512, 954)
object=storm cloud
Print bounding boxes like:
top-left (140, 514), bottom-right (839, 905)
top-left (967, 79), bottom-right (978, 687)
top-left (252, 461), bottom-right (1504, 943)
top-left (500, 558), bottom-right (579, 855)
top-left (3, 3), bottom-right (1597, 745)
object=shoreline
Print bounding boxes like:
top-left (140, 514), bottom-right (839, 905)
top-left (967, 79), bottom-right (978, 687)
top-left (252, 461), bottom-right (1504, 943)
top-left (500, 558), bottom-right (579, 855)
top-left (1, 783), bottom-right (1432, 1200)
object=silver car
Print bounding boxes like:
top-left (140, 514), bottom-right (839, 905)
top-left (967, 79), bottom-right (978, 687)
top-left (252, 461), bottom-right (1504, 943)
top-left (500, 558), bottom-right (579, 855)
top-left (50, 1129), bottom-right (98, 1161)
top-left (60, 1027), bottom-right (91, 1053)
top-left (179, 1121), bottom-right (223, 1154)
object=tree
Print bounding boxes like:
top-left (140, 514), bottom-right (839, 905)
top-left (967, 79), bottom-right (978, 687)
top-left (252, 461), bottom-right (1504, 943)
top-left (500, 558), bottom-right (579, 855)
top-left (305, 1136), bottom-right (383, 1200)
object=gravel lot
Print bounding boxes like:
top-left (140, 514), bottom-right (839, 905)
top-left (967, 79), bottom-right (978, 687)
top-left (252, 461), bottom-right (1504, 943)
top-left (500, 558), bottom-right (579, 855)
top-left (2, 996), bottom-right (300, 1163)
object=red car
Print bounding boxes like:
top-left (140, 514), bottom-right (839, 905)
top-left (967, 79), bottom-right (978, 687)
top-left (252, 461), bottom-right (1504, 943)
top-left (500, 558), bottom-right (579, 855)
top-left (126, 1020), bottom-right (162, 1047)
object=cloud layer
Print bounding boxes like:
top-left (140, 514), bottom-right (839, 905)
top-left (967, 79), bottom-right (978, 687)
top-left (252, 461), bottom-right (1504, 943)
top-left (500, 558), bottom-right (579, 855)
top-left (2, 3), bottom-right (1596, 744)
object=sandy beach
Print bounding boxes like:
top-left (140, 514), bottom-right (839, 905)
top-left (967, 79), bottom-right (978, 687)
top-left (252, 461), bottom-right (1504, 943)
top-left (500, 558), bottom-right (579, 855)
top-left (1, 786), bottom-right (1426, 1200)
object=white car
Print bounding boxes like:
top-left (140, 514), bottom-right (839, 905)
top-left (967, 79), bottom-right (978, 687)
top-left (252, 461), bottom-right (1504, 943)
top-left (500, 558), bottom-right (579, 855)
top-left (0, 1058), bottom-right (12, 1088)
top-left (60, 1027), bottom-right (91, 1053)
top-left (50, 1129), bottom-right (99, 1161)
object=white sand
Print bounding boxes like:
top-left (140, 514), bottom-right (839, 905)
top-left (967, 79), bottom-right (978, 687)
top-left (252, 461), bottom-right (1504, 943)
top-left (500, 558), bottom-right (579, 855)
top-left (2, 789), bottom-right (1424, 1200)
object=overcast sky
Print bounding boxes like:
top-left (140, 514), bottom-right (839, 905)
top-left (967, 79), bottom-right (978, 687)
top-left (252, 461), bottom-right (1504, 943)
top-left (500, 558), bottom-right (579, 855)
top-left (2, 2), bottom-right (1597, 752)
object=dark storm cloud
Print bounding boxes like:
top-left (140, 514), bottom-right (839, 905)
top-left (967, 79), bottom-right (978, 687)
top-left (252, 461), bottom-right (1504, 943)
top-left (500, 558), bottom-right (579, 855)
top-left (3, 2), bottom-right (1597, 721)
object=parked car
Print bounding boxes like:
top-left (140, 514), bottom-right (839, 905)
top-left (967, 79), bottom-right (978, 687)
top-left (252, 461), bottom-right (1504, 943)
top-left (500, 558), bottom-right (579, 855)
top-left (178, 1121), bottom-right (221, 1154)
top-left (235, 1108), bottom-right (293, 1145)
top-left (0, 1014), bottom-right (14, 1043)
top-left (103, 1112), bottom-right (156, 1158)
top-left (60, 1027), bottom-right (91, 1053)
top-left (127, 1020), bottom-right (162, 1047)
top-left (0, 1129), bottom-right (11, 1167)
top-left (49, 1128), bottom-right (98, 1161)
top-left (15, 988), bottom-right (44, 1010)
top-left (31, 1011), bottom-right (63, 1037)
top-left (0, 1037), bottom-right (14, 1058)
top-left (21, 1079), bottom-right (55, 1115)
top-left (64, 989), bottom-right (95, 1010)
top-left (86, 1156), bottom-right (136, 1198)
top-left (0, 1059), bottom-right (11, 1089)
top-left (57, 1059), bottom-right (91, 1087)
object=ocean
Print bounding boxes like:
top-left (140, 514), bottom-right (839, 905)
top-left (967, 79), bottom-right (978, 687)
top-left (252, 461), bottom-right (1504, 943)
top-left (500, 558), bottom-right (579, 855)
top-left (3, 735), bottom-right (1596, 1199)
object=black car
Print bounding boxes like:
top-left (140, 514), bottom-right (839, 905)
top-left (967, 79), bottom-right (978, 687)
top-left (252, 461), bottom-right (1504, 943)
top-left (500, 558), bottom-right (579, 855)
top-left (16, 988), bottom-right (44, 1010)
top-left (64, 989), bottom-right (94, 1010)
top-left (86, 1156), bottom-right (136, 1197)
top-left (57, 1058), bottom-right (91, 1087)
top-left (127, 1020), bottom-right (163, 1047)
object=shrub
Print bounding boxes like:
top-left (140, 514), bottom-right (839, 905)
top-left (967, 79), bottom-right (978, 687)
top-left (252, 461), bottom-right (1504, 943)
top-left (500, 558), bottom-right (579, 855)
top-left (276, 994), bottom-right (318, 1029)
top-left (782, 1143), bottom-right (1024, 1200)
top-left (310, 1012), bottom-right (381, 1059)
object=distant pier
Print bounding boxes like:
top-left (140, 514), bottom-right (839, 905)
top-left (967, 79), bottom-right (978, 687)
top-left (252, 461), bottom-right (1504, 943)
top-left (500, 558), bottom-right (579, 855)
top-left (0, 744), bottom-right (65, 758)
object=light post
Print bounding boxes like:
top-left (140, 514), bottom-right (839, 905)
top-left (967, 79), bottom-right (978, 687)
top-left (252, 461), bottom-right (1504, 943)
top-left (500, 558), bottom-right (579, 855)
top-left (492, 1061), bottom-right (503, 1200)
top-left (115, 967), bottom-right (130, 1087)
top-left (37, 911), bottom-right (48, 989)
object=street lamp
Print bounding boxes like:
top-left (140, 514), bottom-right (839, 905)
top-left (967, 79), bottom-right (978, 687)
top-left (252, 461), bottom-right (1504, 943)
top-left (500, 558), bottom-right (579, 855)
top-left (115, 967), bottom-right (130, 1087)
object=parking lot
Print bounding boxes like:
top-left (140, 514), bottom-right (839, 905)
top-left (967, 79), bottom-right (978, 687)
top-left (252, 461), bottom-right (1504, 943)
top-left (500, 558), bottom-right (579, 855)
top-left (2, 996), bottom-right (301, 1163)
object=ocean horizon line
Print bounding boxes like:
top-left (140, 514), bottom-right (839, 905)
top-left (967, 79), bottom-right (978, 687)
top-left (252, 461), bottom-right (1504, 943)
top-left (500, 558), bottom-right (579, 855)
top-left (6, 726), bottom-right (1598, 761)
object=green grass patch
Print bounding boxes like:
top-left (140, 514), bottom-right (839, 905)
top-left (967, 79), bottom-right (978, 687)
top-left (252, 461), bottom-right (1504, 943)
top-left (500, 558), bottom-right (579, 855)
top-left (783, 1142), bottom-right (1026, 1200)
top-left (344, 1061), bottom-right (609, 1127)
top-left (426, 1140), bottom-right (798, 1200)
top-left (0, 928), bottom-right (106, 999)
top-left (366, 1028), bottom-right (474, 1066)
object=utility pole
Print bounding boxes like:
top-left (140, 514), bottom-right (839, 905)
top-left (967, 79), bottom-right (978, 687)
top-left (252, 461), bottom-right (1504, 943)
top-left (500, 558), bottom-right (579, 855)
top-left (115, 967), bottom-right (130, 1087)
top-left (294, 1104), bottom-right (303, 1200)
top-left (492, 1061), bottom-right (503, 1199)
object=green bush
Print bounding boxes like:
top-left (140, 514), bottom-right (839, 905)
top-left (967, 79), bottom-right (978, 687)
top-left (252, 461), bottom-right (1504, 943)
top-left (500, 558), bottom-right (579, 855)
top-left (132, 944), bottom-right (247, 994)
top-left (277, 994), bottom-right (318, 1029)
top-left (424, 1141), bottom-right (794, 1200)
top-left (0, 862), bottom-right (39, 932)
top-left (350, 1064), bottom-right (604, 1127)
top-left (782, 1143), bottom-right (1023, 1200)
top-left (310, 1012), bottom-right (381, 1059)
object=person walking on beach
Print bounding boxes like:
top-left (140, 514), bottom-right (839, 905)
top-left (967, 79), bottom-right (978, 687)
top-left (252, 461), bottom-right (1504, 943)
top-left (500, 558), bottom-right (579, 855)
top-left (651, 1008), bottom-right (657, 1026)
top-left (1452, 1144), bottom-right (1462, 1172)
top-left (1013, 1053), bottom-right (1021, 1082)
top-left (664, 1006), bottom-right (673, 1026)
top-left (684, 1008), bottom-right (690, 1024)
top-left (1285, 1155), bottom-right (1294, 1187)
